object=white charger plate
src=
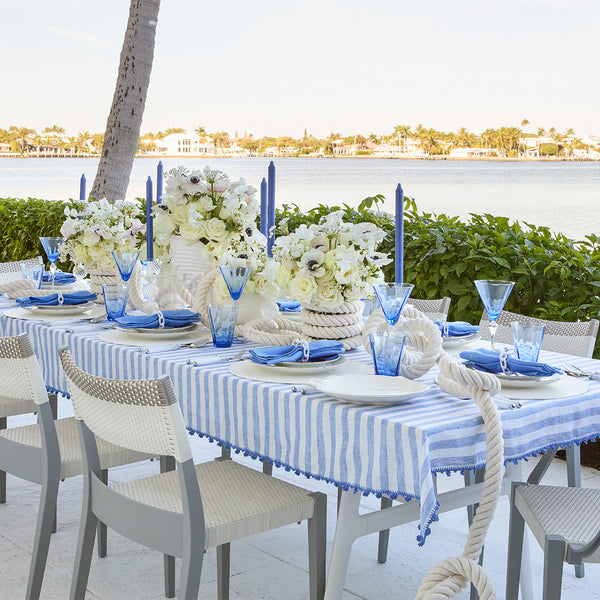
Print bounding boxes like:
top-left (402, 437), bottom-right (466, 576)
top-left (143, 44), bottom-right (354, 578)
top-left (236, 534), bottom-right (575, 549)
top-left (496, 371), bottom-right (565, 388)
top-left (442, 332), bottom-right (481, 348)
top-left (263, 355), bottom-right (347, 375)
top-left (315, 374), bottom-right (430, 405)
top-left (115, 323), bottom-right (199, 339)
top-left (24, 301), bottom-right (96, 316)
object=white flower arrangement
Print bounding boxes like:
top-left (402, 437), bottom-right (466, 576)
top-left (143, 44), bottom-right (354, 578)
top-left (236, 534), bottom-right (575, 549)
top-left (154, 165), bottom-right (278, 299)
top-left (60, 198), bottom-right (145, 271)
top-left (273, 211), bottom-right (391, 308)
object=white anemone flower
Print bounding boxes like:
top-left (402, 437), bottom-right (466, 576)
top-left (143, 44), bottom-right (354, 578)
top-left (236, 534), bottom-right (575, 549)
top-left (299, 249), bottom-right (326, 278)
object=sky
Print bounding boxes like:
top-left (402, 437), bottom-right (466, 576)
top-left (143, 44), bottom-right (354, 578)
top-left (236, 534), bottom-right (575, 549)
top-left (1, 0), bottom-right (599, 139)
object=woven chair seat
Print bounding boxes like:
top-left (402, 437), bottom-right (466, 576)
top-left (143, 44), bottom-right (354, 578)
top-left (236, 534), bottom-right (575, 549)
top-left (112, 459), bottom-right (316, 548)
top-left (515, 484), bottom-right (600, 561)
top-left (0, 395), bottom-right (36, 418)
top-left (0, 416), bottom-right (151, 479)
top-left (408, 297), bottom-right (451, 322)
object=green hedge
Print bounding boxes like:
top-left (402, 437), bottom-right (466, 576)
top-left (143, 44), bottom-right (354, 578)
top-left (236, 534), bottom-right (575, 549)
top-left (278, 196), bottom-right (600, 356)
top-left (3, 196), bottom-right (600, 355)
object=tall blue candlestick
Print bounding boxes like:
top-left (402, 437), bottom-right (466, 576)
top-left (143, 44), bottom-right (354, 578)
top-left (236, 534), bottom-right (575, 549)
top-left (267, 162), bottom-right (276, 256)
top-left (260, 177), bottom-right (268, 238)
top-left (146, 176), bottom-right (154, 262)
top-left (79, 174), bottom-right (86, 200)
top-left (156, 161), bottom-right (163, 204)
top-left (395, 183), bottom-right (404, 283)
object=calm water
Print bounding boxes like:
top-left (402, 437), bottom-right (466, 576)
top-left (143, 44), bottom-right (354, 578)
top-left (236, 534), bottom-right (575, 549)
top-left (1, 157), bottom-right (599, 240)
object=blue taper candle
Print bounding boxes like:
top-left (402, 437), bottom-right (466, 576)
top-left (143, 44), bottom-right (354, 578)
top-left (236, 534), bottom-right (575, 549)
top-left (395, 183), bottom-right (404, 283)
top-left (79, 174), bottom-right (86, 200)
top-left (156, 161), bottom-right (163, 204)
top-left (146, 176), bottom-right (154, 261)
top-left (267, 162), bottom-right (276, 256)
top-left (260, 177), bottom-right (268, 238)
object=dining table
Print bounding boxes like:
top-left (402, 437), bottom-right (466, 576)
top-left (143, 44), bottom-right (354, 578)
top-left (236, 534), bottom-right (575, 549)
top-left (2, 300), bottom-right (600, 600)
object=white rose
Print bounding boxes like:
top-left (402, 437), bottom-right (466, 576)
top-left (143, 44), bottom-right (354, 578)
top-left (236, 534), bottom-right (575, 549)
top-left (154, 213), bottom-right (176, 236)
top-left (179, 221), bottom-right (204, 242)
top-left (289, 274), bottom-right (318, 304)
top-left (205, 218), bottom-right (228, 242)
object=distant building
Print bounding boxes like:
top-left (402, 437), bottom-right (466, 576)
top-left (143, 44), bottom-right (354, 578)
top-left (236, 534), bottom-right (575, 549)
top-left (156, 133), bottom-right (216, 156)
top-left (448, 147), bottom-right (497, 158)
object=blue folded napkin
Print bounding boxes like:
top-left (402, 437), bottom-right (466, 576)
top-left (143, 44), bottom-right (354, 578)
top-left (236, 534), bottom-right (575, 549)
top-left (115, 309), bottom-right (201, 330)
top-left (42, 272), bottom-right (76, 285)
top-left (437, 321), bottom-right (480, 337)
top-left (277, 300), bottom-right (301, 312)
top-left (459, 348), bottom-right (561, 377)
top-left (249, 339), bottom-right (345, 365)
top-left (16, 290), bottom-right (97, 307)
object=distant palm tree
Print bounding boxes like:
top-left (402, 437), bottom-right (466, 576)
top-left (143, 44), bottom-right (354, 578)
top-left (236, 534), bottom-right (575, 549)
top-left (92, 0), bottom-right (161, 200)
top-left (393, 125), bottom-right (412, 152)
top-left (521, 119), bottom-right (530, 130)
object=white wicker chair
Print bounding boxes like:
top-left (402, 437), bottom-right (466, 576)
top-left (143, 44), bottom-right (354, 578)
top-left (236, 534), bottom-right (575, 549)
top-left (0, 333), bottom-right (151, 599)
top-left (59, 348), bottom-right (327, 600)
top-left (478, 309), bottom-right (599, 358)
top-left (506, 476), bottom-right (600, 599)
top-left (408, 296), bottom-right (451, 322)
top-left (0, 255), bottom-right (43, 284)
top-left (479, 309), bottom-right (599, 582)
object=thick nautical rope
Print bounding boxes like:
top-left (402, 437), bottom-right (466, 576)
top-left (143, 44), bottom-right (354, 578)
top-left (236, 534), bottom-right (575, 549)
top-left (128, 262), bottom-right (146, 311)
top-left (241, 317), bottom-right (304, 345)
top-left (415, 354), bottom-right (504, 600)
top-left (192, 268), bottom-right (219, 329)
top-left (2, 279), bottom-right (38, 298)
top-left (362, 306), bottom-right (443, 379)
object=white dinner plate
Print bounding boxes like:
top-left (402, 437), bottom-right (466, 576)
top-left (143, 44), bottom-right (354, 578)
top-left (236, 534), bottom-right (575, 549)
top-left (314, 374), bottom-right (430, 405)
top-left (24, 301), bottom-right (95, 316)
top-left (115, 323), bottom-right (199, 339)
top-left (40, 282), bottom-right (74, 290)
top-left (442, 332), bottom-right (481, 348)
top-left (264, 355), bottom-right (348, 374)
top-left (495, 371), bottom-right (565, 388)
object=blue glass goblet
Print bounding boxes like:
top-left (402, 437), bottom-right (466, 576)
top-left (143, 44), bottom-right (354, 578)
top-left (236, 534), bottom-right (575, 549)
top-left (474, 279), bottom-right (515, 351)
top-left (373, 283), bottom-right (414, 326)
top-left (219, 265), bottom-right (252, 301)
top-left (112, 250), bottom-right (140, 283)
top-left (39, 237), bottom-right (65, 290)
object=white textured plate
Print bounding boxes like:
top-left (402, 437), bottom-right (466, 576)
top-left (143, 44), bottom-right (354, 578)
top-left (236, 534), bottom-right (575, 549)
top-left (41, 282), bottom-right (74, 290)
top-left (24, 301), bottom-right (95, 316)
top-left (266, 355), bottom-right (347, 374)
top-left (315, 374), bottom-right (430, 405)
top-left (496, 371), bottom-right (565, 388)
top-left (442, 332), bottom-right (481, 348)
top-left (115, 323), bottom-right (199, 338)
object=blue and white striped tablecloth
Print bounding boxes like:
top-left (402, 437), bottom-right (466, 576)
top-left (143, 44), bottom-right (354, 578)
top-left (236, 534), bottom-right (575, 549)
top-left (3, 313), bottom-right (600, 544)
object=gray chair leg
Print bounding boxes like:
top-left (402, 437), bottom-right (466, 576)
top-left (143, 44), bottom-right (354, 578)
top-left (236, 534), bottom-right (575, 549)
top-left (97, 469), bottom-right (108, 558)
top-left (178, 537), bottom-right (203, 600)
top-left (465, 468), bottom-right (485, 600)
top-left (0, 416), bottom-right (6, 504)
top-left (160, 455), bottom-right (177, 598)
top-left (308, 492), bottom-right (327, 600)
top-left (543, 535), bottom-right (565, 600)
top-left (565, 445), bottom-right (584, 578)
top-left (217, 543), bottom-right (230, 600)
top-left (26, 474), bottom-right (60, 599)
top-left (506, 484), bottom-right (526, 600)
top-left (377, 496), bottom-right (393, 564)
top-left (70, 494), bottom-right (99, 600)
top-left (262, 460), bottom-right (273, 475)
top-left (221, 446), bottom-right (231, 459)
top-left (49, 393), bottom-right (58, 420)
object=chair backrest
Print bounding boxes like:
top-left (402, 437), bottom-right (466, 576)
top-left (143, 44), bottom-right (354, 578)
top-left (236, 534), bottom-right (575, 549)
top-left (58, 348), bottom-right (193, 463)
top-left (0, 333), bottom-right (48, 418)
top-left (0, 256), bottom-right (43, 284)
top-left (409, 297), bottom-right (451, 322)
top-left (479, 310), bottom-right (599, 358)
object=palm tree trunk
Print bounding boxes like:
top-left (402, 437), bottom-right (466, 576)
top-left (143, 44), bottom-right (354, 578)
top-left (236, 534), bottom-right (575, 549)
top-left (91, 0), bottom-right (161, 201)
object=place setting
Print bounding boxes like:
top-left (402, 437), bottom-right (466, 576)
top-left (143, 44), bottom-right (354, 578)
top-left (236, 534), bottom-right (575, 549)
top-left (456, 279), bottom-right (590, 401)
top-left (5, 290), bottom-right (102, 322)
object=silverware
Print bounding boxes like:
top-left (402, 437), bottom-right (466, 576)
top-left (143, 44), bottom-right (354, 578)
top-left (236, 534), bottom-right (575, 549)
top-left (564, 364), bottom-right (600, 381)
top-left (219, 349), bottom-right (250, 362)
top-left (494, 396), bottom-right (522, 410)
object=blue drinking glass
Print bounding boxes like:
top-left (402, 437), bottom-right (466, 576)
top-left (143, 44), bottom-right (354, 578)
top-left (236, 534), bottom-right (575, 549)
top-left (208, 303), bottom-right (239, 347)
top-left (369, 331), bottom-right (406, 376)
top-left (373, 283), bottom-right (414, 326)
top-left (219, 265), bottom-right (252, 301)
top-left (39, 237), bottom-right (65, 290)
top-left (474, 279), bottom-right (515, 351)
top-left (112, 250), bottom-right (140, 282)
